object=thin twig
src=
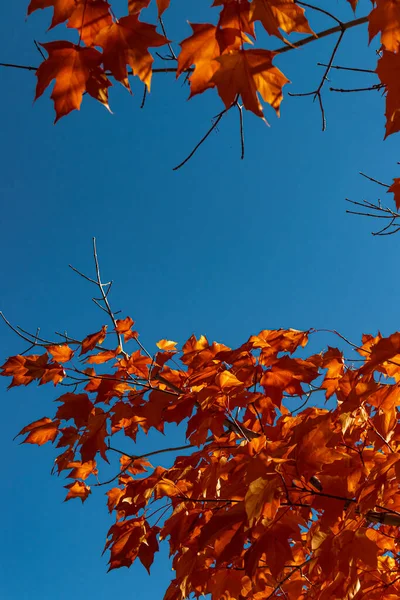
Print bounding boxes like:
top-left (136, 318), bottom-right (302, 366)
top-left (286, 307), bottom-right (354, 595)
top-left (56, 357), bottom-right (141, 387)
top-left (237, 102), bottom-right (245, 160)
top-left (78, 0), bottom-right (88, 46)
top-left (159, 17), bottom-right (177, 60)
top-left (317, 62), bottom-right (375, 74)
top-left (34, 41), bottom-right (46, 60)
top-left (330, 83), bottom-right (384, 93)
top-left (97, 442), bottom-right (203, 486)
top-left (140, 85), bottom-right (147, 109)
top-left (92, 238), bottom-right (124, 351)
top-left (173, 104), bottom-right (232, 171)
top-left (359, 172), bottom-right (390, 188)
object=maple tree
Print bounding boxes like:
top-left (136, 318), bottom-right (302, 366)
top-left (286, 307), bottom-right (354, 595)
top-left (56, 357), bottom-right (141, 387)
top-left (3, 238), bottom-right (400, 599)
top-left (4, 1), bottom-right (400, 598)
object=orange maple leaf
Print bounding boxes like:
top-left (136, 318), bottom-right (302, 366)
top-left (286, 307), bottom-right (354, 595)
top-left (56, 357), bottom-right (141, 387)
top-left (347, 0), bottom-right (358, 10)
top-left (376, 50), bottom-right (400, 137)
top-left (245, 476), bottom-right (281, 526)
top-left (119, 350), bottom-right (152, 378)
top-left (17, 417), bottom-right (60, 446)
top-left (0, 353), bottom-right (64, 386)
top-left (369, 0), bottom-right (400, 53)
top-left (156, 0), bottom-right (170, 18)
top-left (211, 49), bottom-right (289, 119)
top-left (66, 460), bottom-right (98, 480)
top-left (47, 344), bottom-right (74, 363)
top-left (64, 480), bottom-right (91, 502)
top-left (35, 42), bottom-right (111, 121)
top-left (115, 316), bottom-right (135, 333)
top-left (216, 0), bottom-right (255, 39)
top-left (80, 325), bottom-right (107, 354)
top-left (80, 410), bottom-right (109, 462)
top-left (388, 177), bottom-right (400, 208)
top-left (156, 339), bottom-right (178, 350)
top-left (95, 14), bottom-right (168, 90)
top-left (128, 0), bottom-right (150, 13)
top-left (86, 347), bottom-right (120, 364)
top-left (67, 0), bottom-right (113, 47)
top-left (177, 23), bottom-right (246, 97)
top-left (216, 370), bottom-right (243, 390)
top-left (27, 0), bottom-right (77, 28)
top-left (249, 0), bottom-right (314, 42)
top-left (55, 392), bottom-right (95, 427)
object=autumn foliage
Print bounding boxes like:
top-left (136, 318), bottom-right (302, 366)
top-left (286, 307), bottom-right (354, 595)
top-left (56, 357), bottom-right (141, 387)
top-left (4, 253), bottom-right (400, 599)
top-left (21, 0), bottom-right (400, 135)
top-left (5, 1), bottom-right (400, 598)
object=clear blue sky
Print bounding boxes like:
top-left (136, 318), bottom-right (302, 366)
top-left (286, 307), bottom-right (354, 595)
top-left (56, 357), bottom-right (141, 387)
top-left (1, 1), bottom-right (399, 598)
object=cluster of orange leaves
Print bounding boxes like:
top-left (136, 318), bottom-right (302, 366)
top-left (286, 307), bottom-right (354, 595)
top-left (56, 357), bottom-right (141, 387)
top-left (24, 1), bottom-right (400, 132)
top-left (4, 315), bottom-right (400, 599)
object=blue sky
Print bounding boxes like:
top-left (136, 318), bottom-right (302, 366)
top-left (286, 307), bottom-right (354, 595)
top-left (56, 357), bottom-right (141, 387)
top-left (1, 0), bottom-right (400, 598)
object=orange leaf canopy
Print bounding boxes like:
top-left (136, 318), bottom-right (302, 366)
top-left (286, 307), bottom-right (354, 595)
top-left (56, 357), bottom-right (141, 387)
top-left (95, 15), bottom-right (168, 90)
top-left (35, 42), bottom-right (111, 121)
top-left (211, 49), bottom-right (289, 118)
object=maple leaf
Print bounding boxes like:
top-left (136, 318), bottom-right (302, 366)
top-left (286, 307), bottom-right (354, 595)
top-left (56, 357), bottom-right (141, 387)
top-left (388, 177), bottom-right (400, 208)
top-left (55, 392), bottom-right (95, 427)
top-left (369, 0), bottom-right (400, 53)
top-left (79, 410), bottom-right (109, 462)
top-left (80, 325), bottom-right (107, 354)
top-left (67, 460), bottom-right (98, 480)
top-left (106, 518), bottom-right (148, 570)
top-left (376, 50), bottom-right (400, 137)
top-left (321, 347), bottom-right (344, 399)
top-left (106, 487), bottom-right (124, 512)
top-left (215, 370), bottom-right (243, 390)
top-left (177, 23), bottom-right (244, 97)
top-left (115, 316), bottom-right (134, 333)
top-left (35, 42), bottom-right (111, 121)
top-left (119, 350), bottom-right (151, 378)
top-left (27, 0), bottom-right (77, 28)
top-left (138, 526), bottom-right (160, 573)
top-left (119, 455), bottom-right (152, 475)
top-left (86, 347), bottom-right (120, 364)
top-left (216, 0), bottom-right (255, 39)
top-left (211, 49), bottom-right (289, 119)
top-left (244, 520), bottom-right (296, 579)
top-left (1, 354), bottom-right (37, 387)
top-left (64, 480), bottom-right (91, 502)
top-left (17, 417), bottom-right (60, 446)
top-left (95, 15), bottom-right (168, 90)
top-left (47, 344), bottom-right (74, 363)
top-left (347, 0), bottom-right (358, 10)
top-left (156, 339), bottom-right (178, 351)
top-left (249, 328), bottom-right (309, 358)
top-left (249, 0), bottom-right (314, 42)
top-left (1, 353), bottom-right (64, 386)
top-left (128, 0), bottom-right (151, 14)
top-left (67, 0), bottom-right (113, 47)
top-left (360, 331), bottom-right (400, 374)
top-left (156, 0), bottom-right (170, 18)
top-left (245, 476), bottom-right (281, 526)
